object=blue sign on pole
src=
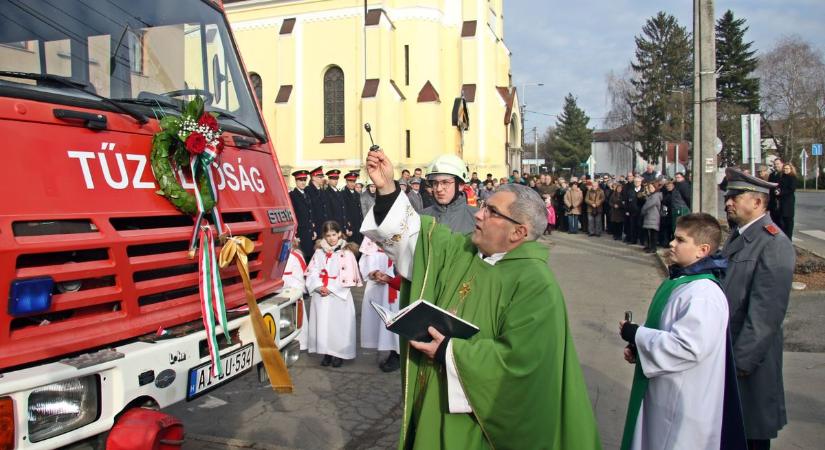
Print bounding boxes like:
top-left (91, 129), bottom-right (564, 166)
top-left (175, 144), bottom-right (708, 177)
top-left (813, 143), bottom-right (823, 156)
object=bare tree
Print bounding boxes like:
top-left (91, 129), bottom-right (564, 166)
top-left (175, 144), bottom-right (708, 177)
top-left (603, 66), bottom-right (638, 154)
top-left (758, 36), bottom-right (825, 162)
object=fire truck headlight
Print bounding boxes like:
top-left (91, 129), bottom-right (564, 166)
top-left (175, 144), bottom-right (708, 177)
top-left (27, 375), bottom-right (100, 443)
top-left (278, 303), bottom-right (297, 339)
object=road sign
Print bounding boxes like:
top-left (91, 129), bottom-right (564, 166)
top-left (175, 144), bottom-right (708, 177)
top-left (801, 149), bottom-right (808, 177)
top-left (741, 114), bottom-right (761, 166)
top-left (813, 143), bottom-right (823, 156)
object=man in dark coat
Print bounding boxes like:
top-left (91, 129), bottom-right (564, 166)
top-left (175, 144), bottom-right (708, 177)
top-left (767, 157), bottom-right (783, 224)
top-left (289, 170), bottom-right (315, 260)
top-left (622, 176), bottom-right (643, 244)
top-left (305, 166), bottom-right (329, 240)
top-left (341, 171), bottom-right (364, 244)
top-left (324, 169), bottom-right (347, 230)
top-left (721, 167), bottom-right (795, 450)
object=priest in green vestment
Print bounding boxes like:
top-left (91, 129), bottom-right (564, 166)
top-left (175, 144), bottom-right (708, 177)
top-left (361, 149), bottom-right (602, 450)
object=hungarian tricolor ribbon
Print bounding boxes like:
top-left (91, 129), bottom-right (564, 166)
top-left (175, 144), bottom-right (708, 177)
top-left (198, 226), bottom-right (230, 377)
top-left (220, 236), bottom-right (293, 393)
top-left (188, 146), bottom-right (225, 256)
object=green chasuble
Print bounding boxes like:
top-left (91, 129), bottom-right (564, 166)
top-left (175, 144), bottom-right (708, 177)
top-left (396, 216), bottom-right (602, 450)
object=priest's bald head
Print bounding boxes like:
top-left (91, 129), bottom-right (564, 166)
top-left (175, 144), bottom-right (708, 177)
top-left (472, 184), bottom-right (547, 256)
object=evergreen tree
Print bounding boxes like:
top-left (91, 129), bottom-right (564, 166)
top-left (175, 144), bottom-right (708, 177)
top-left (716, 10), bottom-right (760, 166)
top-left (630, 12), bottom-right (693, 163)
top-left (551, 93), bottom-right (592, 174)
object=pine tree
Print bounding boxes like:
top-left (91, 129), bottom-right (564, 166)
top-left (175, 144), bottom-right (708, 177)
top-left (630, 12), bottom-right (693, 164)
top-left (551, 93), bottom-right (592, 174)
top-left (716, 10), bottom-right (760, 166)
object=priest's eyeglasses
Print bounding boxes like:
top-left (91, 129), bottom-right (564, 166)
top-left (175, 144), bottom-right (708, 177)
top-left (480, 204), bottom-right (522, 225)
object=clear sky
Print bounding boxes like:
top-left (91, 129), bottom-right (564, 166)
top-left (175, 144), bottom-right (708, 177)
top-left (503, 0), bottom-right (825, 136)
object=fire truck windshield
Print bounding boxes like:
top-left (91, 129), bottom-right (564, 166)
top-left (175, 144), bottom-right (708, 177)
top-left (0, 0), bottom-right (265, 139)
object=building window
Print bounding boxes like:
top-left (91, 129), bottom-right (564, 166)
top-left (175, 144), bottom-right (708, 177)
top-left (406, 130), bottom-right (411, 158)
top-left (404, 45), bottom-right (410, 86)
top-left (249, 72), bottom-right (262, 105)
top-left (323, 66), bottom-right (345, 138)
top-left (127, 31), bottom-right (144, 74)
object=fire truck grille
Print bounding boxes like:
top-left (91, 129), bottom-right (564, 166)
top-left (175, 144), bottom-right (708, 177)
top-left (2, 211), bottom-right (278, 369)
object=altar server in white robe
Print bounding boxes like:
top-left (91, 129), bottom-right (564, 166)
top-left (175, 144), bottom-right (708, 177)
top-left (306, 220), bottom-right (362, 368)
top-left (282, 240), bottom-right (310, 350)
top-left (619, 213), bottom-right (733, 450)
top-left (359, 237), bottom-right (400, 365)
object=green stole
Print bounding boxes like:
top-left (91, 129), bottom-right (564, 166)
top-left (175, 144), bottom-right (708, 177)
top-left (620, 273), bottom-right (718, 450)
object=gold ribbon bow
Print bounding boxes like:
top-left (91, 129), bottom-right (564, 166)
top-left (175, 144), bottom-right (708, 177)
top-left (220, 236), bottom-right (293, 393)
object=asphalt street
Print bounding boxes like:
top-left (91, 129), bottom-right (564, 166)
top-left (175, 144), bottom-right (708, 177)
top-left (168, 232), bottom-right (825, 450)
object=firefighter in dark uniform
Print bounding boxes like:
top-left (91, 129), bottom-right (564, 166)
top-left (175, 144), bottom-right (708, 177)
top-left (341, 171), bottom-right (364, 244)
top-left (305, 166), bottom-right (329, 242)
top-left (289, 170), bottom-right (315, 260)
top-left (721, 167), bottom-right (795, 450)
top-left (324, 169), bottom-right (347, 230)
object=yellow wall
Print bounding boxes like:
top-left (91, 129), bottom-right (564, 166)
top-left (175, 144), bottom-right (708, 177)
top-left (227, 0), bottom-right (521, 183)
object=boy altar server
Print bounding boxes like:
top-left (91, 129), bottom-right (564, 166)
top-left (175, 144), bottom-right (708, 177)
top-left (619, 213), bottom-right (745, 450)
top-left (359, 236), bottom-right (401, 371)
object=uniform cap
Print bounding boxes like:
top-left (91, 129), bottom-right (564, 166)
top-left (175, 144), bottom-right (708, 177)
top-left (310, 166), bottom-right (324, 177)
top-left (724, 167), bottom-right (777, 196)
top-left (344, 171), bottom-right (359, 181)
top-left (409, 177), bottom-right (422, 185)
top-left (326, 169), bottom-right (341, 179)
top-left (291, 169), bottom-right (310, 180)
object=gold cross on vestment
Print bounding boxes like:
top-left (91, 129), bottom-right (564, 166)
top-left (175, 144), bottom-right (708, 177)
top-left (458, 281), bottom-right (472, 300)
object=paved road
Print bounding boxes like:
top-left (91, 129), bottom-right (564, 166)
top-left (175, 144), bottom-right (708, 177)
top-left (793, 191), bottom-right (825, 257)
top-left (167, 232), bottom-right (825, 450)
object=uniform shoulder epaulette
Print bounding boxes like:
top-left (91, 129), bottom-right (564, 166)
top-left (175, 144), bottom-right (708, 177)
top-left (764, 224), bottom-right (780, 236)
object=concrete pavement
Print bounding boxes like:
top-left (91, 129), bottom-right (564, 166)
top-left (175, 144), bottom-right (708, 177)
top-left (167, 231), bottom-right (825, 450)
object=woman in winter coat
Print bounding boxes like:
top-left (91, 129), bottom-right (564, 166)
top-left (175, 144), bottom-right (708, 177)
top-left (609, 183), bottom-right (625, 240)
top-left (640, 183), bottom-right (662, 253)
top-left (777, 163), bottom-right (797, 239)
top-left (563, 183), bottom-right (584, 234)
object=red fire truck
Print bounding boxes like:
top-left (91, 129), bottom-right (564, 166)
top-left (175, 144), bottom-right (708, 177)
top-left (0, 1), bottom-right (301, 448)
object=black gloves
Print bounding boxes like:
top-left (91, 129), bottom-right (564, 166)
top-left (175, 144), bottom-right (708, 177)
top-left (621, 322), bottom-right (639, 344)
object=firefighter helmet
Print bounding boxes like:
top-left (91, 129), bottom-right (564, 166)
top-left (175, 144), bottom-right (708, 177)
top-left (426, 154), bottom-right (468, 183)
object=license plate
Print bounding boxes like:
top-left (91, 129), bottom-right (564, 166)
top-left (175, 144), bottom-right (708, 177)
top-left (187, 343), bottom-right (254, 399)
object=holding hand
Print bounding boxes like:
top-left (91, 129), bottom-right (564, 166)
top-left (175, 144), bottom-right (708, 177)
top-left (623, 345), bottom-right (637, 364)
top-left (410, 326), bottom-right (445, 360)
top-left (366, 148), bottom-right (396, 195)
top-left (319, 287), bottom-right (330, 297)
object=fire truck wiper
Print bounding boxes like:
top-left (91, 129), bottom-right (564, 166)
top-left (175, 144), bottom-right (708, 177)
top-left (210, 110), bottom-right (266, 143)
top-left (0, 71), bottom-right (148, 125)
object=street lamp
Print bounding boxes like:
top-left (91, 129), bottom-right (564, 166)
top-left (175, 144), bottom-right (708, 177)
top-left (521, 82), bottom-right (544, 112)
top-left (520, 82), bottom-right (543, 173)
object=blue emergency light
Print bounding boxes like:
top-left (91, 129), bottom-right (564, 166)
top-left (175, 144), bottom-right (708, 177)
top-left (9, 277), bottom-right (54, 316)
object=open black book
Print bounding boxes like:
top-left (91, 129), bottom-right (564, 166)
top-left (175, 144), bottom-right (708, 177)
top-left (370, 299), bottom-right (480, 342)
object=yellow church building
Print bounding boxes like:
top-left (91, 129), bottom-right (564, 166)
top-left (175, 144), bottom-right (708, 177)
top-left (224, 0), bottom-right (522, 181)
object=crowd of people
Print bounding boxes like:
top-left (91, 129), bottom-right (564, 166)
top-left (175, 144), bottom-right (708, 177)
top-left (283, 152), bottom-right (796, 450)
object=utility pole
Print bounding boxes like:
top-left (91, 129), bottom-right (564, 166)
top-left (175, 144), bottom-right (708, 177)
top-left (534, 126), bottom-right (539, 175)
top-left (692, 0), bottom-right (718, 216)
